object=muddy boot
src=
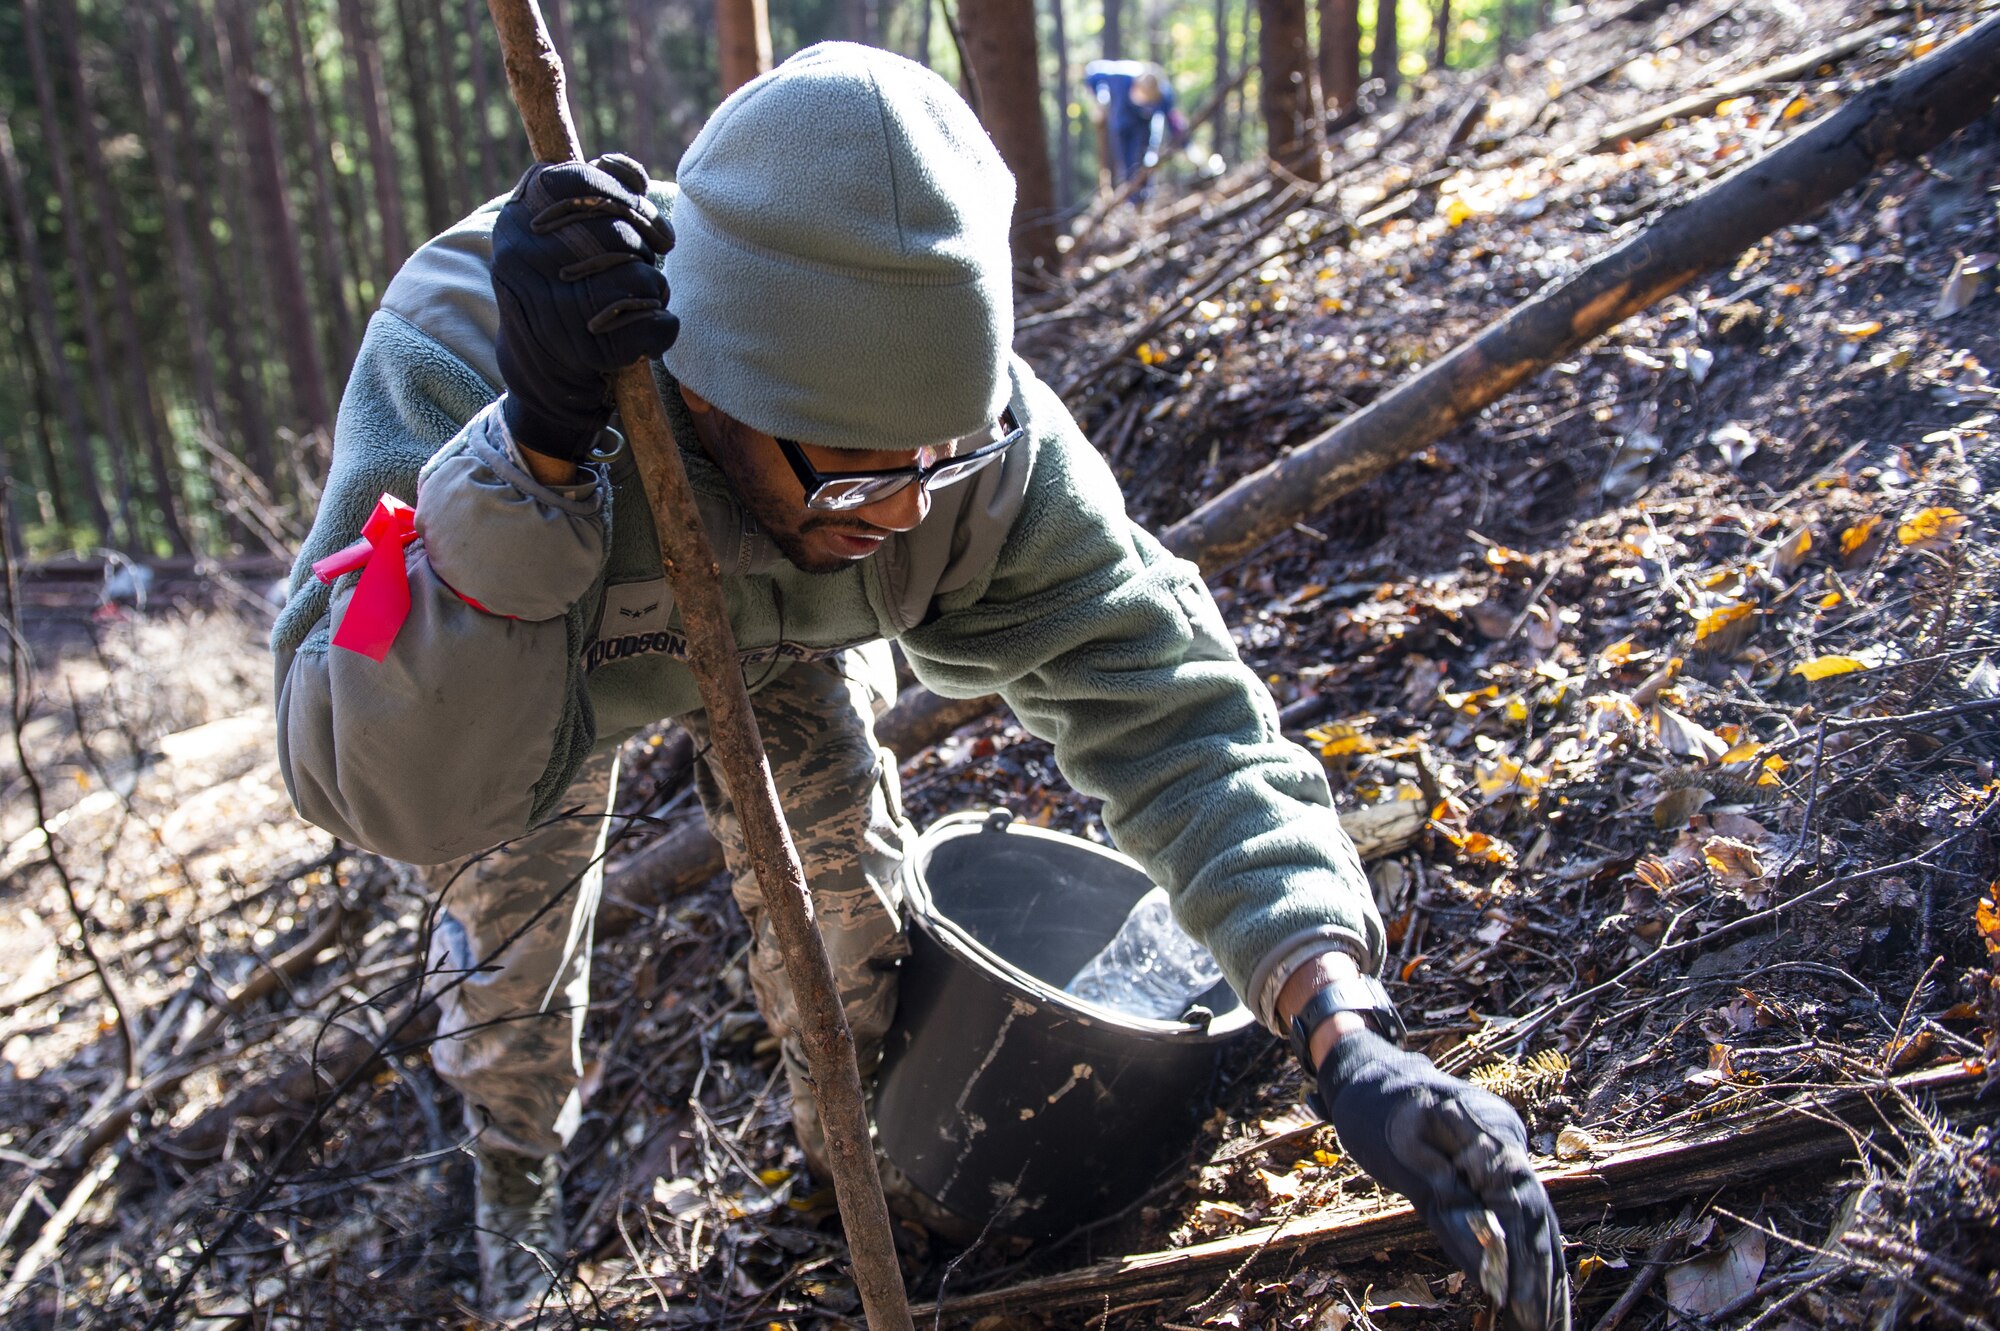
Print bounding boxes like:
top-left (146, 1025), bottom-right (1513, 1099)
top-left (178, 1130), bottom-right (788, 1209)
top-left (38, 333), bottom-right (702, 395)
top-left (473, 1146), bottom-right (569, 1321)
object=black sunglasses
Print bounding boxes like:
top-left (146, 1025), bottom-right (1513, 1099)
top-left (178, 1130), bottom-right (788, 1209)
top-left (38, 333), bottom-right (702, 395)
top-left (776, 409), bottom-right (1025, 512)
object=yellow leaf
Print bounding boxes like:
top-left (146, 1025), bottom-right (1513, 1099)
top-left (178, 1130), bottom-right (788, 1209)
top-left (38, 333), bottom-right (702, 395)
top-left (1307, 721), bottom-right (1379, 759)
top-left (1835, 320), bottom-right (1883, 339)
top-left (1772, 528), bottom-right (1812, 577)
top-left (1911, 36), bottom-right (1936, 57)
top-left (1577, 1255), bottom-right (1614, 1286)
top-left (1441, 684), bottom-right (1500, 715)
top-left (1780, 94), bottom-right (1810, 120)
top-left (1136, 342), bottom-right (1163, 366)
top-left (1600, 637), bottom-right (1640, 667)
top-left (759, 1167), bottom-right (794, 1186)
top-left (1897, 506), bottom-right (1968, 550)
top-left (1714, 96), bottom-right (1756, 116)
top-left (1792, 655), bottom-right (1868, 681)
top-left (1445, 198), bottom-right (1475, 227)
top-left (1694, 601), bottom-right (1756, 643)
top-left (1818, 591), bottom-right (1844, 609)
top-left (1977, 895), bottom-right (2000, 957)
top-left (1703, 837), bottom-right (1765, 886)
top-left (1840, 514), bottom-right (1884, 560)
top-left (1719, 740), bottom-right (1765, 765)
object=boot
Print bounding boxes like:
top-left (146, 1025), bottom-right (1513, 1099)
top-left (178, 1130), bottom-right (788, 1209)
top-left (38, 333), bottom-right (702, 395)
top-left (473, 1146), bottom-right (569, 1321)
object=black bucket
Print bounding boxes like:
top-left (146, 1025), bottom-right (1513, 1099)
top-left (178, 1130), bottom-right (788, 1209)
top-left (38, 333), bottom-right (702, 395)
top-left (874, 808), bottom-right (1257, 1239)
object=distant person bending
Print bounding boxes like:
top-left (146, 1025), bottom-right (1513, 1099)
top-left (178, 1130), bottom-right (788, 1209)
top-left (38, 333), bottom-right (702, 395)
top-left (1085, 59), bottom-right (1186, 191)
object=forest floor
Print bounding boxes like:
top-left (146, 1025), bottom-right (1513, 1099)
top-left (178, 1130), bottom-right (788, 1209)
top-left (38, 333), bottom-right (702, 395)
top-left (3, 0), bottom-right (1999, 1327)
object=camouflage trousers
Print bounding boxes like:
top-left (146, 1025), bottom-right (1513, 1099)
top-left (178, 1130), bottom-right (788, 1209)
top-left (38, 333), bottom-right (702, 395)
top-left (422, 645), bottom-right (912, 1160)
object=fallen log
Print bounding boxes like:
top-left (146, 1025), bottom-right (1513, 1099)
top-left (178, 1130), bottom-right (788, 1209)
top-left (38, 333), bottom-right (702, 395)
top-left (601, 784), bottom-right (1426, 928)
top-left (911, 1061), bottom-right (1999, 1326)
top-left (1162, 11), bottom-right (2000, 570)
top-left (867, 11), bottom-right (2000, 783)
top-left (1581, 16), bottom-right (1902, 157)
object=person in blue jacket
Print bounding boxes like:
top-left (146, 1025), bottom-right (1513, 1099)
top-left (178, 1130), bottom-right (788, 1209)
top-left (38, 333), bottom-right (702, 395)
top-left (1085, 59), bottom-right (1184, 188)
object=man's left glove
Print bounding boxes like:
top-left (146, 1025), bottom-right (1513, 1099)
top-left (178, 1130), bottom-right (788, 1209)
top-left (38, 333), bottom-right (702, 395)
top-left (1317, 1028), bottom-right (1571, 1331)
top-left (492, 153), bottom-right (678, 464)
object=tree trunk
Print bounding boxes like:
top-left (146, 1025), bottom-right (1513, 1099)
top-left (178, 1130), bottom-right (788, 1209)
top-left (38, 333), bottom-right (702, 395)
top-left (51, 0), bottom-right (193, 554)
top-left (846, 0), bottom-right (876, 45)
top-left (1372, 0), bottom-right (1398, 98)
top-left (1318, 0), bottom-right (1360, 116)
top-left (467, 0), bottom-right (511, 195)
top-left (428, 0), bottom-right (479, 207)
top-left (1231, 0), bottom-right (1254, 162)
top-left (618, 0), bottom-right (661, 170)
top-left (0, 111), bottom-right (109, 544)
top-left (1212, 0), bottom-right (1231, 155)
top-left (1102, 0), bottom-right (1123, 59)
top-left (958, 0), bottom-right (1062, 278)
top-left (338, 0), bottom-right (412, 282)
top-left (135, 1), bottom-right (251, 546)
top-left (156, 0), bottom-right (280, 501)
top-left (1050, 0), bottom-right (1074, 212)
top-left (219, 0), bottom-right (336, 437)
top-left (1432, 0), bottom-right (1449, 71)
top-left (716, 0), bottom-right (772, 98)
top-left (919, 0), bottom-right (934, 66)
top-left (281, 0), bottom-right (361, 379)
top-left (5, 285), bottom-right (72, 532)
top-left (395, 0), bottom-right (454, 233)
top-left (20, 0), bottom-right (137, 549)
top-left (1257, 0), bottom-right (1325, 179)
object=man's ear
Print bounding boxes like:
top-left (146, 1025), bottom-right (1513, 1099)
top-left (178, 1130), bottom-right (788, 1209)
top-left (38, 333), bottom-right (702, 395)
top-left (679, 383), bottom-right (713, 415)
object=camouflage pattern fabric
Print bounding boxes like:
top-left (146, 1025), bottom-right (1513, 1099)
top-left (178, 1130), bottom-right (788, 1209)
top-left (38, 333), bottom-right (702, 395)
top-left (685, 643), bottom-right (913, 1168)
top-left (423, 644), bottom-right (911, 1162)
top-left (424, 748), bottom-right (619, 1157)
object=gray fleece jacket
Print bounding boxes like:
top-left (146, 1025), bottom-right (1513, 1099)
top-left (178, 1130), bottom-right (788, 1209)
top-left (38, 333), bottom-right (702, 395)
top-left (271, 186), bottom-right (1383, 1028)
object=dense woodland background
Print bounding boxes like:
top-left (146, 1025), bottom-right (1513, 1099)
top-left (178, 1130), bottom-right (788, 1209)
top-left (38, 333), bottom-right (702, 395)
top-left (0, 0), bottom-right (1554, 561)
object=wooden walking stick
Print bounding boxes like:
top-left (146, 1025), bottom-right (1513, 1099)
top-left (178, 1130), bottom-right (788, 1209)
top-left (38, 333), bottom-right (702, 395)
top-left (482, 6), bottom-right (915, 1327)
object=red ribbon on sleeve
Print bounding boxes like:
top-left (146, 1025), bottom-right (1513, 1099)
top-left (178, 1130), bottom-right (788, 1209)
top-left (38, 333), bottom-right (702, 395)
top-left (312, 494), bottom-right (417, 662)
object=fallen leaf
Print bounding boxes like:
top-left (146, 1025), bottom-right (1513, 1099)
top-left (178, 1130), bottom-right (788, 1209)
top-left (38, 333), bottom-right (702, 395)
top-left (1839, 515), bottom-right (1885, 566)
top-left (1885, 1029), bottom-right (1937, 1072)
top-left (1703, 837), bottom-right (1766, 888)
top-left (1719, 740), bottom-right (1765, 765)
top-left (1654, 785), bottom-right (1715, 829)
top-left (1363, 1275), bottom-right (1439, 1311)
top-left (1664, 1225), bottom-right (1767, 1317)
top-left (1792, 655), bottom-right (1869, 681)
top-left (1769, 528), bottom-right (1813, 577)
top-left (1934, 252), bottom-right (1994, 319)
top-left (1257, 1167), bottom-right (1306, 1201)
top-left (1835, 319), bottom-right (1883, 339)
top-left (1897, 506), bottom-right (1968, 550)
top-left (1977, 894), bottom-right (2000, 957)
top-left (1693, 601), bottom-right (1756, 643)
top-left (1555, 1126), bottom-right (1598, 1161)
top-left (1656, 706), bottom-right (1729, 761)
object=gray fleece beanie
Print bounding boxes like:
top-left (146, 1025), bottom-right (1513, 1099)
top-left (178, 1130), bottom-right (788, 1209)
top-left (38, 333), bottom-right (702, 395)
top-left (662, 42), bottom-right (1018, 453)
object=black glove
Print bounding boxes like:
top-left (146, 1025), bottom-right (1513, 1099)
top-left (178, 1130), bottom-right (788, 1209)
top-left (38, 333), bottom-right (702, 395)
top-left (492, 153), bottom-right (678, 464)
top-left (1316, 1028), bottom-right (1570, 1331)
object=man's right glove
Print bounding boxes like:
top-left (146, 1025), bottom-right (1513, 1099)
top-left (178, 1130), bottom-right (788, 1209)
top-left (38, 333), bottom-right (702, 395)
top-left (1316, 1028), bottom-right (1571, 1331)
top-left (492, 153), bottom-right (678, 464)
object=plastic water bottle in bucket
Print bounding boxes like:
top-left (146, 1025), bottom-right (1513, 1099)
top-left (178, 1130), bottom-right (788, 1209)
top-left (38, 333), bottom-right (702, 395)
top-left (1065, 886), bottom-right (1223, 1020)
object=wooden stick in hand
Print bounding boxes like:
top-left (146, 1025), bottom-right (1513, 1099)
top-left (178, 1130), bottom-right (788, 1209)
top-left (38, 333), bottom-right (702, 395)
top-left (482, 5), bottom-right (915, 1327)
